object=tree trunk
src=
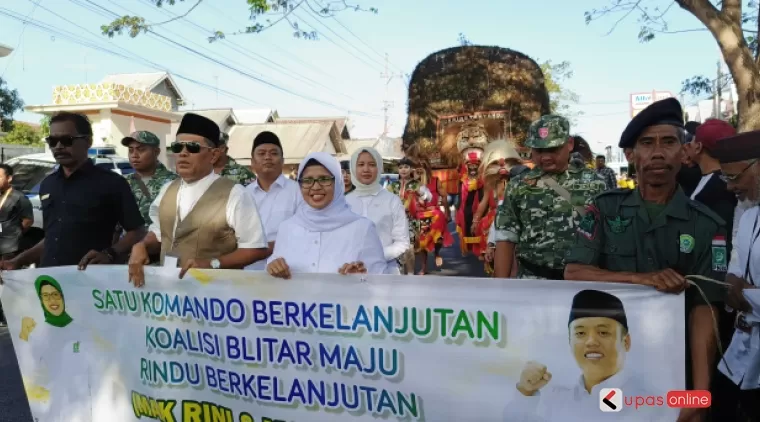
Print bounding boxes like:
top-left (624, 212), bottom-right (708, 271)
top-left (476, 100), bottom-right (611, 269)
top-left (677, 0), bottom-right (760, 130)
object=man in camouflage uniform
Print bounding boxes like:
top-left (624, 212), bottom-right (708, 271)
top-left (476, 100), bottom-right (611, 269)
top-left (493, 115), bottom-right (606, 279)
top-left (214, 132), bottom-right (256, 186)
top-left (122, 131), bottom-right (178, 226)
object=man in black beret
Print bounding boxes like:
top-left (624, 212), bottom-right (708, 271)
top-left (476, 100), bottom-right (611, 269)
top-left (564, 98), bottom-right (728, 419)
top-left (213, 131), bottom-right (256, 187)
top-left (709, 129), bottom-right (760, 421)
top-left (128, 113), bottom-right (269, 286)
top-left (340, 159), bottom-right (355, 194)
top-left (244, 131), bottom-right (301, 271)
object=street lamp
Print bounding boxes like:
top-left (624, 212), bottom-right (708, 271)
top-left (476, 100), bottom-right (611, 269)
top-left (0, 43), bottom-right (13, 57)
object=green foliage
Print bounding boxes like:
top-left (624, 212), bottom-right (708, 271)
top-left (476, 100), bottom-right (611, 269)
top-left (101, 0), bottom-right (378, 42)
top-left (40, 115), bottom-right (51, 138)
top-left (539, 60), bottom-right (581, 122)
top-left (3, 122), bottom-right (43, 146)
top-left (0, 78), bottom-right (24, 133)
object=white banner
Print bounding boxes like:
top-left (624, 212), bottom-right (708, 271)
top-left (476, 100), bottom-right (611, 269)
top-left (0, 266), bottom-right (683, 421)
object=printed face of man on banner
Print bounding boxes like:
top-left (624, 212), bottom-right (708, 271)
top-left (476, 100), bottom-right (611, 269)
top-left (568, 290), bottom-right (631, 390)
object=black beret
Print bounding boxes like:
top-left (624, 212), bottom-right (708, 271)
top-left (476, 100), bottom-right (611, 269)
top-left (711, 130), bottom-right (760, 163)
top-left (619, 98), bottom-right (684, 148)
top-left (340, 160), bottom-right (351, 171)
top-left (253, 131), bottom-right (282, 150)
top-left (685, 121), bottom-right (701, 135)
top-left (568, 289), bottom-right (628, 331)
top-left (177, 113), bottom-right (221, 146)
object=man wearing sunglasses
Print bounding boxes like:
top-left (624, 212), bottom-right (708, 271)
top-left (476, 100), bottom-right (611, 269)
top-left (0, 112), bottom-right (145, 270)
top-left (128, 113), bottom-right (268, 287)
top-left (214, 132), bottom-right (256, 187)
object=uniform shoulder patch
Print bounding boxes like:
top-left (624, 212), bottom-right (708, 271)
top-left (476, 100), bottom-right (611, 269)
top-left (711, 235), bottom-right (728, 272)
top-left (687, 199), bottom-right (726, 226)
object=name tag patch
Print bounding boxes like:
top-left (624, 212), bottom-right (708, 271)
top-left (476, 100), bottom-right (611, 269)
top-left (711, 236), bottom-right (727, 272)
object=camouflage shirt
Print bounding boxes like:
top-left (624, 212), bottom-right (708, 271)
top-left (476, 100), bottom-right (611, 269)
top-left (220, 157), bottom-right (256, 187)
top-left (125, 163), bottom-right (178, 226)
top-left (494, 165), bottom-right (606, 278)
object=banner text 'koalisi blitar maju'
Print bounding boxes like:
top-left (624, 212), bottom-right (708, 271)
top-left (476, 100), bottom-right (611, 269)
top-left (91, 289), bottom-right (506, 420)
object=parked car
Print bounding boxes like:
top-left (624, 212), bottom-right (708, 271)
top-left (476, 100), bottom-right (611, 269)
top-left (4, 153), bottom-right (134, 231)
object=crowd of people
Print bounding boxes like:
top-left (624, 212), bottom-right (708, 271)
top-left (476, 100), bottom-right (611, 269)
top-left (0, 95), bottom-right (757, 421)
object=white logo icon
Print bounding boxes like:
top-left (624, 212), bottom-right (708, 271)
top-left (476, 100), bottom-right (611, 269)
top-left (599, 388), bottom-right (623, 412)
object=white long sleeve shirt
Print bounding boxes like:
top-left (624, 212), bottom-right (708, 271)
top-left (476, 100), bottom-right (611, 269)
top-left (346, 189), bottom-right (410, 274)
top-left (148, 171), bottom-right (267, 249)
top-left (268, 217), bottom-right (387, 275)
top-left (244, 175), bottom-right (302, 270)
top-left (719, 205), bottom-right (760, 390)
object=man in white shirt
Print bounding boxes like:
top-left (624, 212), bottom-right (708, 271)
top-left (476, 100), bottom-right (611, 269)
top-left (244, 131), bottom-right (301, 271)
top-left (128, 113), bottom-right (269, 286)
top-left (710, 130), bottom-right (760, 420)
top-left (504, 290), bottom-right (664, 421)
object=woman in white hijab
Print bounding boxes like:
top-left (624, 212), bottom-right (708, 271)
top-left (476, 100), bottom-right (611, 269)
top-left (345, 147), bottom-right (410, 274)
top-left (267, 152), bottom-right (387, 278)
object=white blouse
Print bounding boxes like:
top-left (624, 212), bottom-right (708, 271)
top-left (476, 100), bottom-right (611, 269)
top-left (268, 217), bottom-right (387, 275)
top-left (346, 189), bottom-right (410, 274)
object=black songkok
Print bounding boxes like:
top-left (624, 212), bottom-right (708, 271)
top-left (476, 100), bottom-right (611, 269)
top-left (712, 130), bottom-right (760, 163)
top-left (177, 113), bottom-right (221, 147)
top-left (253, 131), bottom-right (282, 150)
top-left (568, 290), bottom-right (628, 331)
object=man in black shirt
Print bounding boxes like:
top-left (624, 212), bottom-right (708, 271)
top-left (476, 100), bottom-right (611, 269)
top-left (0, 112), bottom-right (145, 270)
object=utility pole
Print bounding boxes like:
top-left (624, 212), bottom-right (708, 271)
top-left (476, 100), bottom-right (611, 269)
top-left (379, 53), bottom-right (403, 137)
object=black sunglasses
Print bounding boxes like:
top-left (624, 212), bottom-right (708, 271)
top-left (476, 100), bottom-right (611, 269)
top-left (45, 135), bottom-right (89, 148)
top-left (168, 141), bottom-right (214, 154)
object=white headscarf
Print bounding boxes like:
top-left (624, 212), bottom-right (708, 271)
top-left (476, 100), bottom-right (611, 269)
top-left (349, 147), bottom-right (384, 196)
top-left (291, 152), bottom-right (361, 232)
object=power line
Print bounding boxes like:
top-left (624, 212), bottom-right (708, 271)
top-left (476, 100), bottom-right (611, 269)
top-left (0, 7), bottom-right (267, 108)
top-left (1, 0), bottom-right (42, 78)
top-left (131, 0), bottom-right (357, 102)
top-left (77, 0), bottom-right (382, 118)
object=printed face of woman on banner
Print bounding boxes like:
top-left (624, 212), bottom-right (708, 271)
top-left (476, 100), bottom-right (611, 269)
top-left (35, 276), bottom-right (74, 328)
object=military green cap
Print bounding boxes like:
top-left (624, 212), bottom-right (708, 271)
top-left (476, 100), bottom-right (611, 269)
top-left (524, 115), bottom-right (570, 149)
top-left (121, 131), bottom-right (160, 147)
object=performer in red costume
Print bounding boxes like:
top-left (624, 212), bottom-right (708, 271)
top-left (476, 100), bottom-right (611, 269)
top-left (455, 148), bottom-right (487, 256)
top-left (414, 160), bottom-right (452, 274)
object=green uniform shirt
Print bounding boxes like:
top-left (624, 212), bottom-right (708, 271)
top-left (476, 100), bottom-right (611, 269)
top-left (220, 157), bottom-right (256, 187)
top-left (565, 187), bottom-right (728, 306)
top-left (125, 163), bottom-right (178, 226)
top-left (495, 165), bottom-right (606, 278)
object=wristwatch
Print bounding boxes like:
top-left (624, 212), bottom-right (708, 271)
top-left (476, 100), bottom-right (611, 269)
top-left (210, 258), bottom-right (221, 269)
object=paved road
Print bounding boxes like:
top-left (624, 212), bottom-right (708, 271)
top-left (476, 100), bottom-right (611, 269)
top-left (0, 327), bottom-right (33, 422)
top-left (0, 222), bottom-right (485, 421)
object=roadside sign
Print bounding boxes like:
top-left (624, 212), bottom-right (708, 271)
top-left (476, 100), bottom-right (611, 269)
top-left (629, 90), bottom-right (674, 118)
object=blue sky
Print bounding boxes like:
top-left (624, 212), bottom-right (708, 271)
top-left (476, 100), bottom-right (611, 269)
top-left (1, 0), bottom-right (726, 155)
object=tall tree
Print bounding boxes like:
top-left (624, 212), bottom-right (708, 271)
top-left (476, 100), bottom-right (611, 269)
top-left (102, 0), bottom-right (377, 42)
top-left (540, 60), bottom-right (582, 122)
top-left (0, 77), bottom-right (24, 133)
top-left (585, 0), bottom-right (760, 130)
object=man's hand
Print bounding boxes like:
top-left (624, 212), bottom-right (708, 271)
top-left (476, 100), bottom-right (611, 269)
top-left (516, 361), bottom-right (552, 396)
top-left (633, 269), bottom-right (687, 293)
top-left (78, 250), bottom-right (113, 270)
top-left (0, 258), bottom-right (21, 284)
top-left (267, 258), bottom-right (291, 279)
top-left (128, 243), bottom-right (150, 288)
top-left (677, 407), bottom-right (705, 422)
top-left (339, 261), bottom-right (367, 275)
top-left (179, 259), bottom-right (211, 279)
top-left (726, 275), bottom-right (753, 312)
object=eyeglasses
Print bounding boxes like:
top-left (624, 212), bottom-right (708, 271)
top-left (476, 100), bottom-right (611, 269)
top-left (45, 135), bottom-right (89, 148)
top-left (41, 292), bottom-right (62, 301)
top-left (720, 159), bottom-right (757, 183)
top-left (299, 176), bottom-right (335, 188)
top-left (169, 141), bottom-right (214, 154)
